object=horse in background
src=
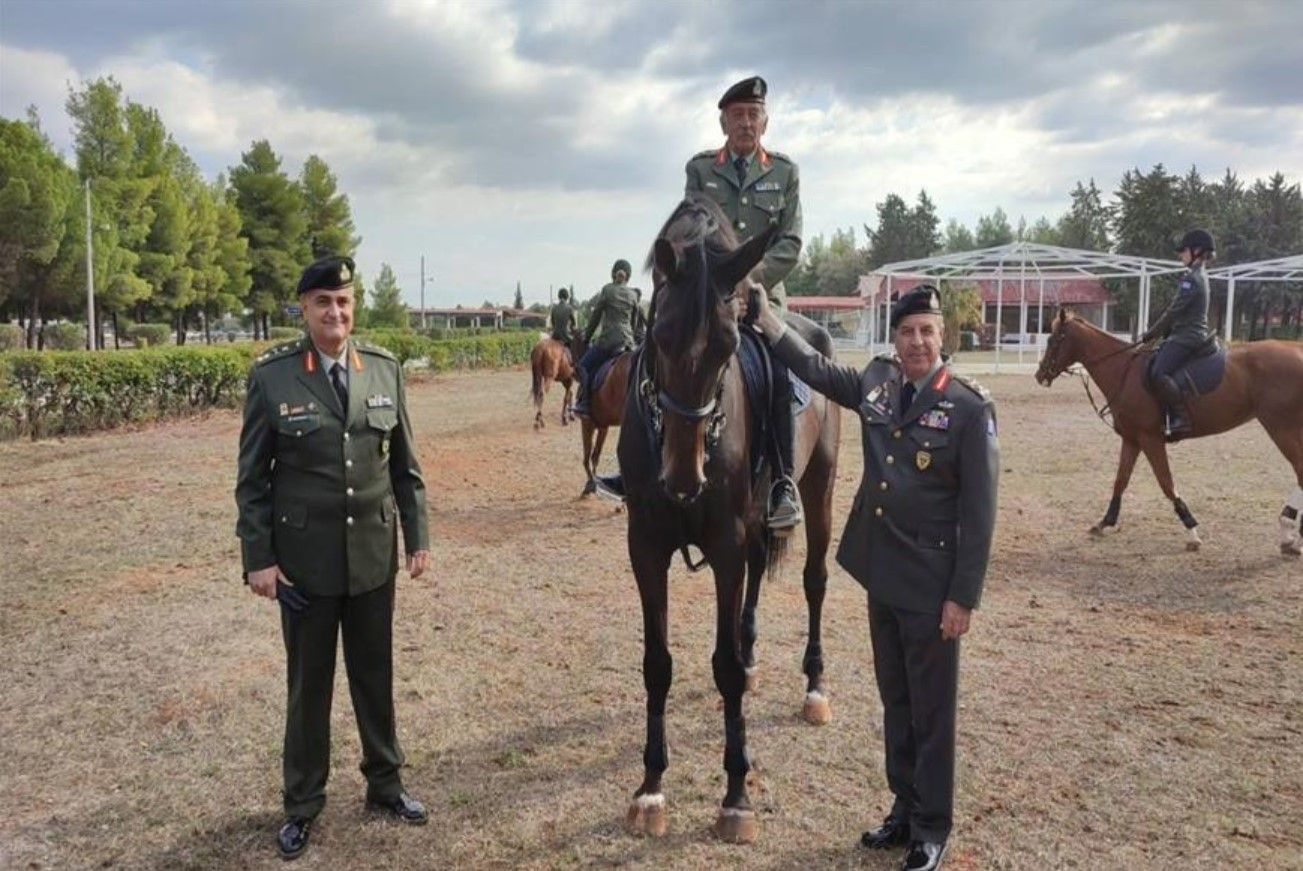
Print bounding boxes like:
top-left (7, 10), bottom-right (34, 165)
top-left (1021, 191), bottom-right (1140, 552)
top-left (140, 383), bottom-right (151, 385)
top-left (1036, 307), bottom-right (1303, 556)
top-left (570, 334), bottom-right (634, 495)
top-left (617, 196), bottom-right (840, 844)
top-left (529, 337), bottom-right (576, 430)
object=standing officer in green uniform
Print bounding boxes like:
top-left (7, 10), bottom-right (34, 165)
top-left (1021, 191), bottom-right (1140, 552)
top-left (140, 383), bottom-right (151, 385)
top-left (752, 285), bottom-right (999, 871)
top-left (549, 286), bottom-right (577, 344)
top-left (235, 255), bottom-right (432, 861)
top-left (573, 259), bottom-right (644, 416)
top-left (1141, 228), bottom-right (1216, 441)
top-left (686, 74), bottom-right (804, 528)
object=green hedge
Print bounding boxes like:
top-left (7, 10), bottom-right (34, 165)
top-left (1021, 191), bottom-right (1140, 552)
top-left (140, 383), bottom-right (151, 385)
top-left (0, 346), bottom-right (256, 439)
top-left (41, 322), bottom-right (87, 350)
top-left (0, 331), bottom-right (539, 439)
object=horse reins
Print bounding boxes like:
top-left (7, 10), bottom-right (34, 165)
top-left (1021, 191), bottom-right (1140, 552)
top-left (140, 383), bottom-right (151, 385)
top-left (1047, 333), bottom-right (1144, 430)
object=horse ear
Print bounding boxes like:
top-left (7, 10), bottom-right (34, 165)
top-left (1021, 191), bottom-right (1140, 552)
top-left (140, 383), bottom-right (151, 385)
top-left (653, 238), bottom-right (678, 281)
top-left (715, 226), bottom-right (774, 292)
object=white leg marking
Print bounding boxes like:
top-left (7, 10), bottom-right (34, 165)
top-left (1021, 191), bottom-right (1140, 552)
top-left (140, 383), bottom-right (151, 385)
top-left (634, 793), bottom-right (665, 809)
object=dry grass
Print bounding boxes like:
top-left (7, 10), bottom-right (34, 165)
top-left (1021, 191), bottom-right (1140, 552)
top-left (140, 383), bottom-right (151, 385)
top-left (1, 364), bottom-right (1299, 870)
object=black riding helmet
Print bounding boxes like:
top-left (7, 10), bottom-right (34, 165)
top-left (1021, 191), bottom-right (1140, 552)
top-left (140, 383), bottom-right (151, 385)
top-left (611, 259), bottom-right (632, 280)
top-left (1177, 228), bottom-right (1215, 256)
top-left (557, 287), bottom-right (569, 301)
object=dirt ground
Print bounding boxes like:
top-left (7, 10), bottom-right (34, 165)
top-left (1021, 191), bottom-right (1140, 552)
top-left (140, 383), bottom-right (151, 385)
top-left (1, 359), bottom-right (1299, 870)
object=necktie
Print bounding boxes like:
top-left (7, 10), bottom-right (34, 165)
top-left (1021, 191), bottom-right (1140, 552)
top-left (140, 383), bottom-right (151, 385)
top-left (330, 361), bottom-right (348, 410)
top-left (733, 155), bottom-right (748, 186)
top-left (901, 381), bottom-right (916, 414)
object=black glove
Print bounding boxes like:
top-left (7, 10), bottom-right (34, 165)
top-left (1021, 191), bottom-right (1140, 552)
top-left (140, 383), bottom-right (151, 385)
top-left (276, 579), bottom-right (310, 613)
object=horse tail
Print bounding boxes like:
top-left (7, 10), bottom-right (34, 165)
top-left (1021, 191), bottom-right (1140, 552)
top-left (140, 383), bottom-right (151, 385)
top-left (766, 528), bottom-right (790, 581)
top-left (530, 344), bottom-right (546, 406)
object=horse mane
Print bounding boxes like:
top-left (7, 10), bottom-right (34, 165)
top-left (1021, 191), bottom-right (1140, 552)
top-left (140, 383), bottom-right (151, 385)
top-left (646, 195), bottom-right (740, 356)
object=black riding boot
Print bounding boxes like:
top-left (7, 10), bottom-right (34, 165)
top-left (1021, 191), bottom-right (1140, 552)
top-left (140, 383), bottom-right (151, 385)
top-left (573, 366), bottom-right (591, 416)
top-left (768, 367), bottom-right (802, 531)
top-left (1156, 374), bottom-right (1191, 442)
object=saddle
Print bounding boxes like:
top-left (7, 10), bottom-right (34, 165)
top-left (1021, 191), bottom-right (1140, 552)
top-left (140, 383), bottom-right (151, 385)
top-left (591, 352), bottom-right (625, 395)
top-left (1145, 336), bottom-right (1227, 399)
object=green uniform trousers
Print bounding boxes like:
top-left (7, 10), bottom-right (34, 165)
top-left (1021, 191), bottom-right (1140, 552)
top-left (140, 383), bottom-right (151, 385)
top-left (281, 579), bottom-right (404, 818)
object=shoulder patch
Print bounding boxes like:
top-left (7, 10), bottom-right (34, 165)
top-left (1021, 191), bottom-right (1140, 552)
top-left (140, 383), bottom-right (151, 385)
top-left (952, 372), bottom-right (990, 400)
top-left (254, 338), bottom-right (305, 367)
top-left (355, 341), bottom-right (397, 361)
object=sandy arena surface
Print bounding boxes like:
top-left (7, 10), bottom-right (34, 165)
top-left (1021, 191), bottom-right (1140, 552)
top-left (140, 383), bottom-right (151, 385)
top-left (1, 359), bottom-right (1299, 870)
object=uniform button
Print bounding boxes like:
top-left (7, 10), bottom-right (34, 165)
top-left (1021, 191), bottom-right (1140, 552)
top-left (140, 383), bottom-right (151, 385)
top-left (295, 430), bottom-right (302, 436)
top-left (345, 459), bottom-right (353, 468)
top-left (343, 432), bottom-right (350, 441)
top-left (346, 516), bottom-right (355, 526)
top-left (739, 221), bottom-right (747, 230)
top-left (879, 481), bottom-right (888, 491)
top-left (346, 487), bottom-right (354, 496)
top-left (924, 440), bottom-right (931, 448)
top-left (280, 515), bottom-right (287, 522)
top-left (893, 430), bottom-right (902, 439)
top-left (886, 455), bottom-right (895, 465)
top-left (874, 507), bottom-right (883, 517)
top-left (741, 197), bottom-right (748, 205)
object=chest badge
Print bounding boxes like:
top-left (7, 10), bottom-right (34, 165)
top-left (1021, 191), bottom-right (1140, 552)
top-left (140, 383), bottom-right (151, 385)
top-left (916, 450), bottom-right (932, 471)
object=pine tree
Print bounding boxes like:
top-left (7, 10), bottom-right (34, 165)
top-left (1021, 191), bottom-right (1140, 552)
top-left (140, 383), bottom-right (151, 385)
top-left (369, 262), bottom-right (407, 328)
top-left (513, 281), bottom-right (523, 310)
top-left (300, 154), bottom-right (359, 258)
top-left (975, 208), bottom-right (1014, 248)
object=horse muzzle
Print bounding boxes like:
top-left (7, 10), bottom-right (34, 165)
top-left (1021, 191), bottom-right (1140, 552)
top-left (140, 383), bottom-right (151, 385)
top-left (660, 475), bottom-right (705, 505)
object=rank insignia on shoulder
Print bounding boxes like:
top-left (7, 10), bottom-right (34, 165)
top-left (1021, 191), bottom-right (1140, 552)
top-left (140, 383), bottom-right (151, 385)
top-left (366, 394), bottom-right (395, 409)
top-left (867, 386), bottom-right (882, 404)
top-left (938, 399), bottom-right (954, 409)
top-left (919, 410), bottom-right (950, 430)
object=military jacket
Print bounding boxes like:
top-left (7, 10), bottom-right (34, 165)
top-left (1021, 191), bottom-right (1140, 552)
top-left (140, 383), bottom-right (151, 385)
top-left (773, 330), bottom-right (999, 613)
top-left (235, 337), bottom-right (429, 597)
top-left (549, 301), bottom-right (576, 343)
top-left (586, 281), bottom-right (644, 351)
top-left (685, 145), bottom-right (802, 308)
top-left (1149, 264), bottom-right (1212, 348)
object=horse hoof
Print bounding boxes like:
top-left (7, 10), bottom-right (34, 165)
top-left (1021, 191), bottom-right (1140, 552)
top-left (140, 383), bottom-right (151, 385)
top-left (1185, 540), bottom-right (1201, 552)
top-left (626, 794), bottom-right (668, 837)
top-left (713, 807), bottom-right (759, 844)
top-left (802, 690), bottom-right (831, 726)
top-left (581, 480), bottom-right (596, 497)
top-left (1089, 524), bottom-right (1105, 537)
top-left (1281, 542), bottom-right (1302, 558)
top-left (744, 666), bottom-right (759, 693)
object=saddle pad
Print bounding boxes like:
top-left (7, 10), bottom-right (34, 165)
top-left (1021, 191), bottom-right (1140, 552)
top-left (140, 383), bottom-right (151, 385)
top-left (592, 354), bottom-right (623, 394)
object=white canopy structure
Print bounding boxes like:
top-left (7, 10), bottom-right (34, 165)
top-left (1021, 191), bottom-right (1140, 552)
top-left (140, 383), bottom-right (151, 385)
top-left (1207, 255), bottom-right (1303, 341)
top-left (861, 242), bottom-right (1185, 369)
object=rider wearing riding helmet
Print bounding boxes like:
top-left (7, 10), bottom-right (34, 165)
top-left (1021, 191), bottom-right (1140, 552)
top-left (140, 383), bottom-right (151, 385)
top-left (1142, 228), bottom-right (1215, 440)
top-left (573, 259), bottom-right (644, 416)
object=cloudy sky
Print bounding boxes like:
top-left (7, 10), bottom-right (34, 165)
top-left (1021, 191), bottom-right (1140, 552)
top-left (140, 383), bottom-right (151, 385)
top-left (2, 0), bottom-right (1301, 306)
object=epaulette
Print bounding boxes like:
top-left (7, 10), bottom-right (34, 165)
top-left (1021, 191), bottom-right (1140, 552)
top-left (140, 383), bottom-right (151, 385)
top-left (692, 148), bottom-right (717, 160)
top-left (354, 340), bottom-right (397, 362)
top-left (766, 150), bottom-right (793, 164)
top-left (872, 351), bottom-right (899, 364)
top-left (952, 372), bottom-right (990, 400)
top-left (254, 337), bottom-right (306, 367)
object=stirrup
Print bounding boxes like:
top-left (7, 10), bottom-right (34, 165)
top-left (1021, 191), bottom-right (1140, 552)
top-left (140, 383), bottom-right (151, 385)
top-left (767, 476), bottom-right (803, 531)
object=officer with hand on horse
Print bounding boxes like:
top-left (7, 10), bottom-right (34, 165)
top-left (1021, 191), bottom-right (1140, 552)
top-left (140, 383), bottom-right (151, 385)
top-left (1143, 228), bottom-right (1216, 441)
top-left (751, 284), bottom-right (999, 871)
top-left (235, 255), bottom-right (432, 860)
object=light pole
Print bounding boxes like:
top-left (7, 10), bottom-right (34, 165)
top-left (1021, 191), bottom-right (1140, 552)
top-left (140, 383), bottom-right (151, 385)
top-left (84, 178), bottom-right (96, 350)
top-left (419, 255), bottom-right (428, 330)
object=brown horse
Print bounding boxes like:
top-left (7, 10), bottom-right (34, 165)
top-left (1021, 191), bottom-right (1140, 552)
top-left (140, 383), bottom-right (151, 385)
top-left (529, 337), bottom-right (576, 430)
top-left (570, 334), bottom-right (634, 494)
top-left (1036, 308), bottom-right (1303, 555)
top-left (618, 197), bottom-right (840, 843)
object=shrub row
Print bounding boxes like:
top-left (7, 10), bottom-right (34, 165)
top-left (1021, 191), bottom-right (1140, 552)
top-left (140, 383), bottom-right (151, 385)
top-left (0, 331), bottom-right (540, 439)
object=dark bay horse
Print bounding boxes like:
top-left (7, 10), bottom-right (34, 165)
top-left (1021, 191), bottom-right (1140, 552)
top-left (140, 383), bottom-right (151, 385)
top-left (1036, 308), bottom-right (1303, 555)
top-left (529, 337), bottom-right (576, 430)
top-left (570, 334), bottom-right (634, 495)
top-left (618, 197), bottom-right (840, 843)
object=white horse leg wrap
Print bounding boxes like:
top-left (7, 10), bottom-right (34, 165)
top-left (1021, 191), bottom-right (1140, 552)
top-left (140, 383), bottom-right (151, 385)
top-left (634, 793), bottom-right (665, 809)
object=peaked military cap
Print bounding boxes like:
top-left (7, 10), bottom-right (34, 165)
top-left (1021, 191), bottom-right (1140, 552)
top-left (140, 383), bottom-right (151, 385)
top-left (718, 76), bottom-right (767, 108)
top-left (297, 255), bottom-right (356, 295)
top-left (891, 284), bottom-right (943, 327)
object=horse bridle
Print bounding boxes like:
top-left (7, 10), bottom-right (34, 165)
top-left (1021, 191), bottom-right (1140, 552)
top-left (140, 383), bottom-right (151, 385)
top-left (1041, 325), bottom-right (1144, 429)
top-left (640, 353), bottom-right (729, 452)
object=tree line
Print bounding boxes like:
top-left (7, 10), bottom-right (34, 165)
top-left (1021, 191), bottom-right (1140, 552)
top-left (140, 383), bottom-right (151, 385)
top-left (787, 168), bottom-right (1303, 339)
top-left (0, 77), bottom-right (414, 350)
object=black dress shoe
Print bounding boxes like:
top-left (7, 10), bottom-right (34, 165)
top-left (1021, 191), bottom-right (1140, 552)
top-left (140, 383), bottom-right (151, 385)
top-left (860, 815), bottom-right (910, 850)
top-left (903, 839), bottom-right (947, 871)
top-left (277, 816), bottom-right (312, 861)
top-left (366, 791), bottom-right (428, 825)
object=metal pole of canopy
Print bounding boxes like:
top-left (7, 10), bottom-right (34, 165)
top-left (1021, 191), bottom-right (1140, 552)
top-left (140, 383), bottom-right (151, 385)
top-left (995, 258), bottom-right (1004, 373)
top-left (1225, 276), bottom-right (1236, 342)
top-left (1018, 260), bottom-right (1027, 365)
